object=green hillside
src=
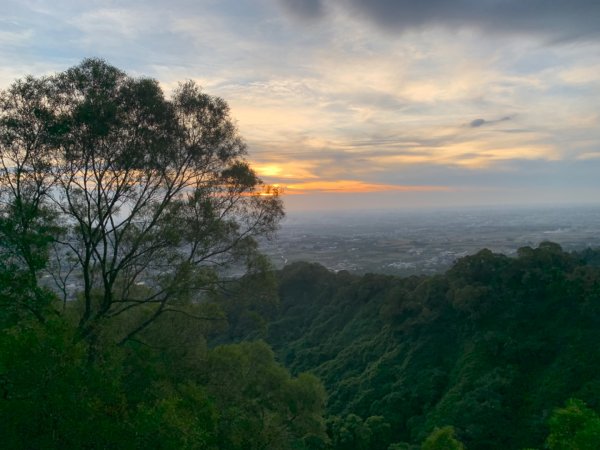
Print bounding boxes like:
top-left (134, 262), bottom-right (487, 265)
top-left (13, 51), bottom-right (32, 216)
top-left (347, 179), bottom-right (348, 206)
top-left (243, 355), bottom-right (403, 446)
top-left (257, 243), bottom-right (600, 449)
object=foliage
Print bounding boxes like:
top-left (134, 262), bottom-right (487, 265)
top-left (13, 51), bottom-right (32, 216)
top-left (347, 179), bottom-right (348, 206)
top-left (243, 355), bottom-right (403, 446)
top-left (421, 426), bottom-right (465, 450)
top-left (0, 318), bottom-right (135, 449)
top-left (546, 399), bottom-right (600, 450)
top-left (0, 314), bottom-right (327, 449)
top-left (0, 58), bottom-right (283, 347)
top-left (326, 413), bottom-right (392, 450)
top-left (201, 341), bottom-right (327, 449)
top-left (255, 245), bottom-right (600, 449)
top-left (0, 60), bottom-right (329, 450)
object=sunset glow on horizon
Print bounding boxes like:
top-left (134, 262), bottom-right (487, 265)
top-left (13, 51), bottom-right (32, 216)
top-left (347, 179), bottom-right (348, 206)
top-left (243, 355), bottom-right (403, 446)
top-left (275, 180), bottom-right (450, 195)
top-left (2, 0), bottom-right (600, 211)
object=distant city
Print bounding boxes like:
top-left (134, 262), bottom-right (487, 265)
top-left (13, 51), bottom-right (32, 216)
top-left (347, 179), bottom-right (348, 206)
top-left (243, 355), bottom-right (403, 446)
top-left (260, 205), bottom-right (600, 276)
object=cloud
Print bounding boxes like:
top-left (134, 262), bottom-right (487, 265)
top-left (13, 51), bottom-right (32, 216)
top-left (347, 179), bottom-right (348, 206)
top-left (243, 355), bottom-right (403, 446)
top-left (469, 116), bottom-right (511, 128)
top-left (276, 0), bottom-right (600, 40)
top-left (253, 161), bottom-right (319, 179)
top-left (5, 0), bottom-right (600, 210)
top-left (283, 180), bottom-right (450, 194)
top-left (577, 152), bottom-right (600, 160)
top-left (277, 0), bottom-right (324, 20)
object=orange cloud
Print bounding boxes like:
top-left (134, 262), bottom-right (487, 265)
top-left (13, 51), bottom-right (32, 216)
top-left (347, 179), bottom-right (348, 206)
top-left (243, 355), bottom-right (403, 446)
top-left (283, 180), bottom-right (450, 194)
top-left (253, 162), bottom-right (318, 179)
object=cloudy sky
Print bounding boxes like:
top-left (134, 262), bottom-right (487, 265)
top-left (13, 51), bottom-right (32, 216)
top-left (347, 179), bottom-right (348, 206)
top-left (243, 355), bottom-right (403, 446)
top-left (2, 0), bottom-right (600, 211)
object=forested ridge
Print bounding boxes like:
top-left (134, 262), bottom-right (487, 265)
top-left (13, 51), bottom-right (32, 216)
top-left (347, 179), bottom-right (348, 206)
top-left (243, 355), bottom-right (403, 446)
top-left (5, 235), bottom-right (600, 448)
top-left (231, 242), bottom-right (600, 449)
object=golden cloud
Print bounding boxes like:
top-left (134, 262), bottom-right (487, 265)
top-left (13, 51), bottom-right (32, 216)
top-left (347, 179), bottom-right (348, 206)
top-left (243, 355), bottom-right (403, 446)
top-left (253, 161), bottom-right (319, 179)
top-left (282, 180), bottom-right (450, 194)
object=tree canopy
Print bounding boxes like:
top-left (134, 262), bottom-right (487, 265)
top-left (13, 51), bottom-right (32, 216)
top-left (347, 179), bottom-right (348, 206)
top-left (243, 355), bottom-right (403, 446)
top-left (0, 61), bottom-right (331, 450)
top-left (255, 245), bottom-right (600, 449)
top-left (0, 58), bottom-right (283, 347)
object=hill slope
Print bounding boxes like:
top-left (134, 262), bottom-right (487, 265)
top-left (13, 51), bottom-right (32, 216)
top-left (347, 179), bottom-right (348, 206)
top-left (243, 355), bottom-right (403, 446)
top-left (263, 243), bottom-right (600, 449)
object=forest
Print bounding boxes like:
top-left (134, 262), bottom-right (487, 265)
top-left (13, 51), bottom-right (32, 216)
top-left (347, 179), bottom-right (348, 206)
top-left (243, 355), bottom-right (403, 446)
top-left (2, 60), bottom-right (600, 449)
top-left (247, 244), bottom-right (600, 449)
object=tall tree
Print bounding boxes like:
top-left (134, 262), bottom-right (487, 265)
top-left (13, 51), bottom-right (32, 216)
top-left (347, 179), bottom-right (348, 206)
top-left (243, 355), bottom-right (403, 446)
top-left (0, 59), bottom-right (283, 346)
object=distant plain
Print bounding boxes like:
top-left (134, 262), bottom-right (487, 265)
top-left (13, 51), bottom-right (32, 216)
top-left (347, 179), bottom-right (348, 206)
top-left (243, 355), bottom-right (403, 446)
top-left (261, 205), bottom-right (600, 275)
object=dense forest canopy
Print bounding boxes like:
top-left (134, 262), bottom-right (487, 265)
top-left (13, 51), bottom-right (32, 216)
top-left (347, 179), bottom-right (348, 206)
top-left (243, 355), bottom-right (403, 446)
top-left (251, 243), bottom-right (600, 449)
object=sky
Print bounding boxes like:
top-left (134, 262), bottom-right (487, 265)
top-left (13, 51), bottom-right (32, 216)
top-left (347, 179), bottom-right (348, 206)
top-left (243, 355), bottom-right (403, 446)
top-left (1, 0), bottom-right (600, 212)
